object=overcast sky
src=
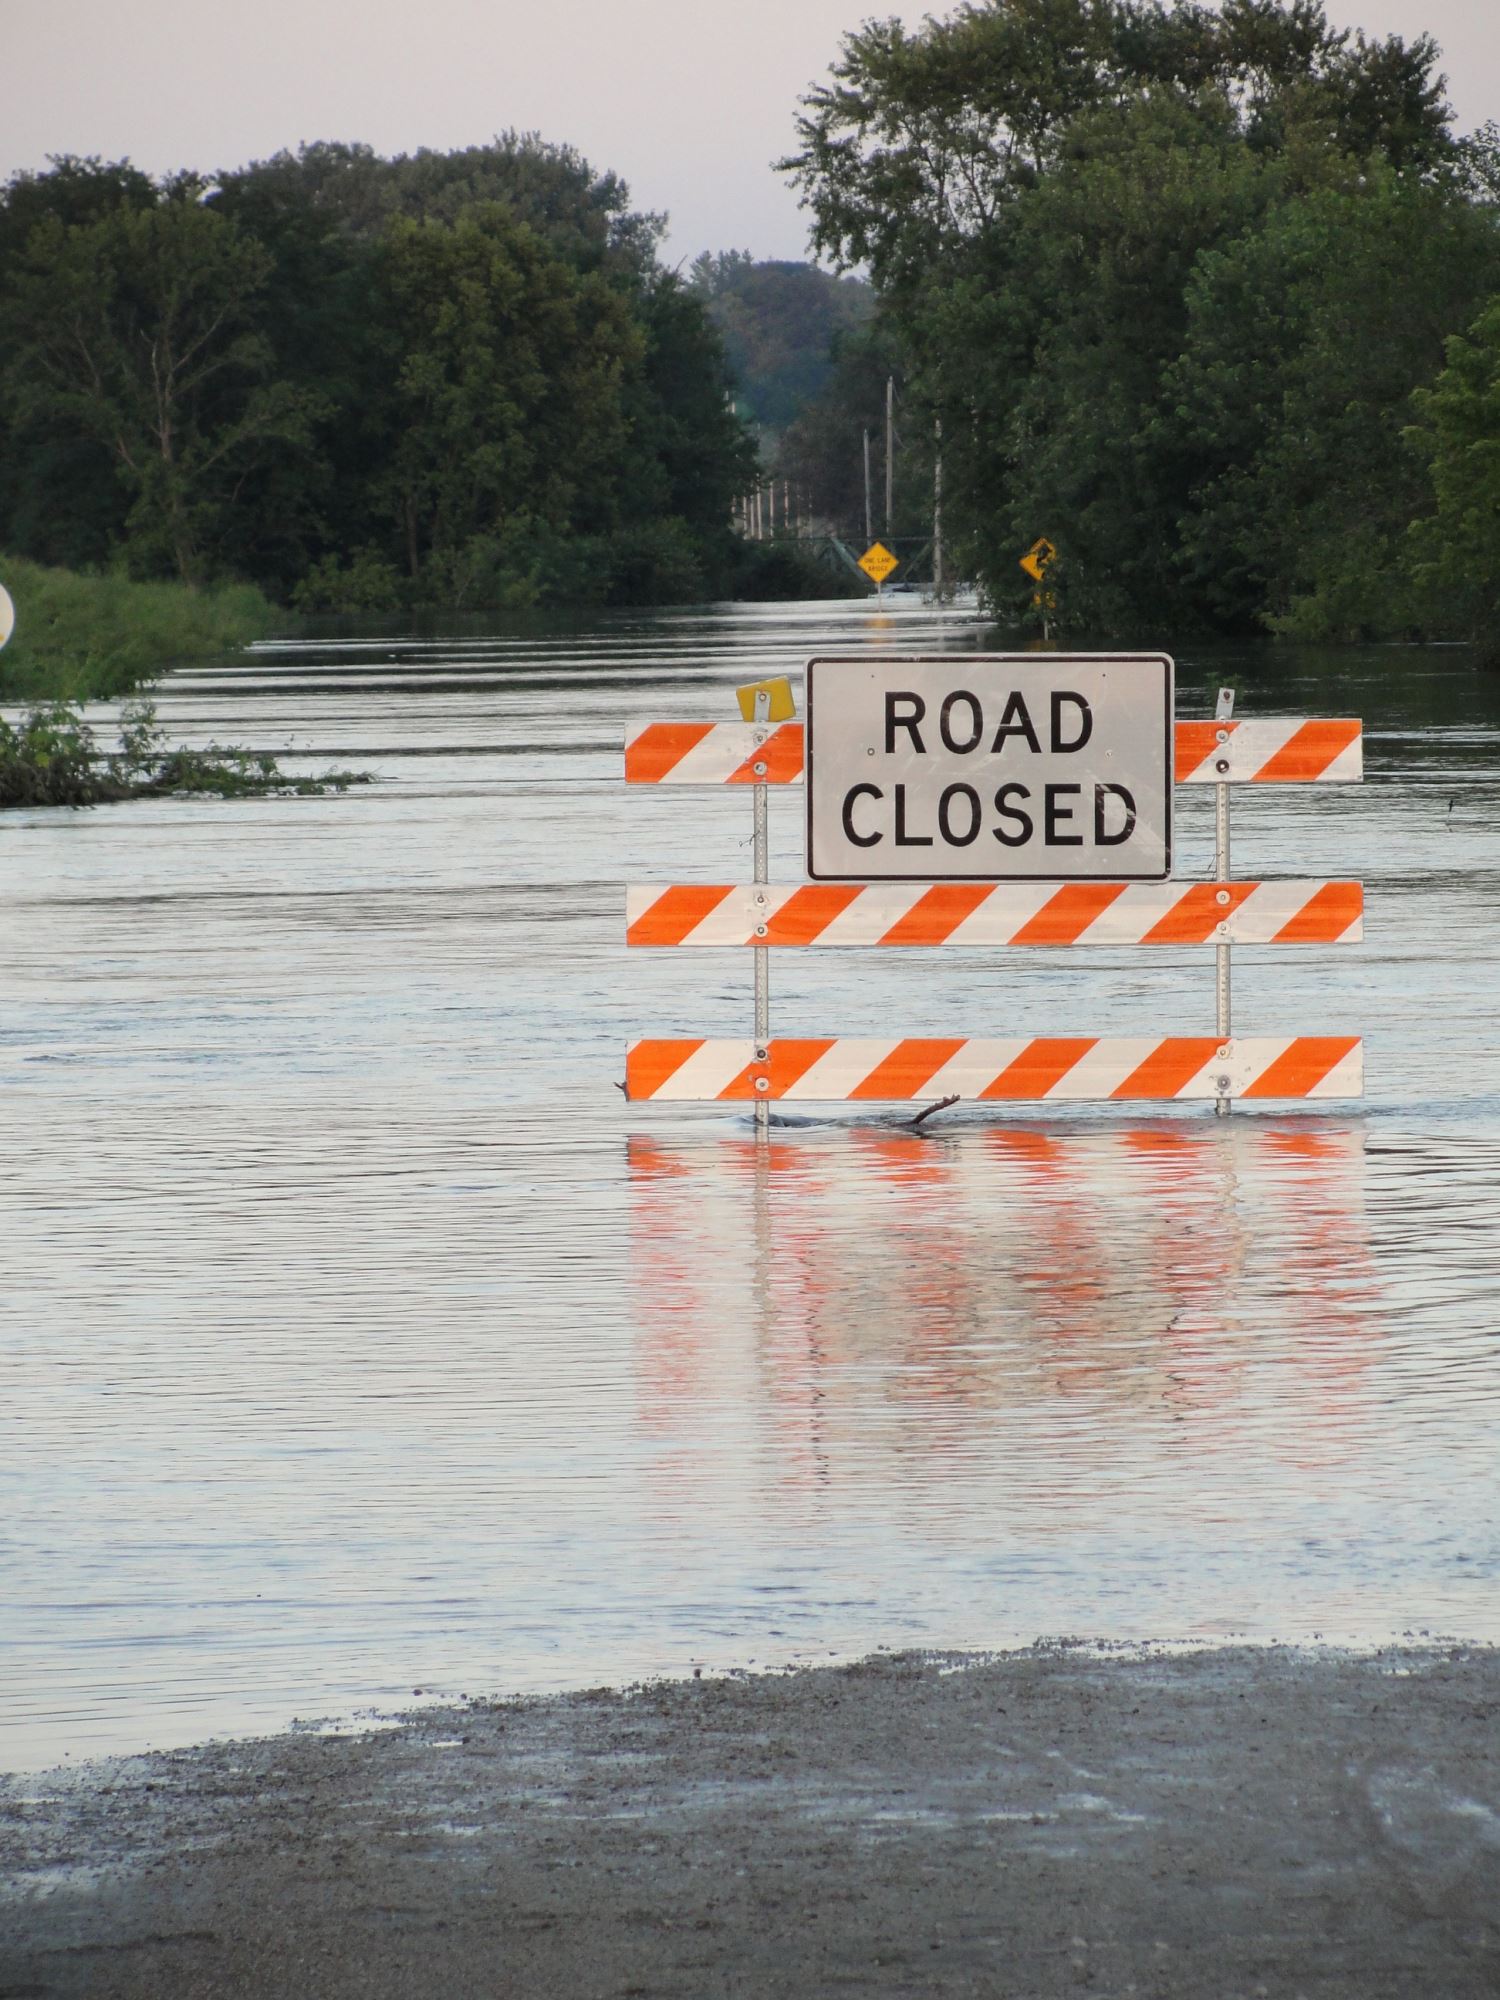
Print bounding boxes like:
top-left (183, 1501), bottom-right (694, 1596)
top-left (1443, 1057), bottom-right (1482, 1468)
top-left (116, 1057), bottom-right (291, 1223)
top-left (6, 0), bottom-right (1497, 267)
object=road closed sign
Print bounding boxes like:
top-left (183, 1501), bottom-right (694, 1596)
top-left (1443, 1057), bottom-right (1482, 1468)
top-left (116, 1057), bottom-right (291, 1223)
top-left (806, 653), bottom-right (1173, 882)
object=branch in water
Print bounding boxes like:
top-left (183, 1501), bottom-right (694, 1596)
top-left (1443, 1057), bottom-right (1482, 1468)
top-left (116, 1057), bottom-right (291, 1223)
top-left (907, 1094), bottom-right (960, 1130)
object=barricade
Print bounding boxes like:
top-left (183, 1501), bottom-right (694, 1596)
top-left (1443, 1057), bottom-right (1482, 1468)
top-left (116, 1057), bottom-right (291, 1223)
top-left (623, 656), bottom-right (1363, 1120)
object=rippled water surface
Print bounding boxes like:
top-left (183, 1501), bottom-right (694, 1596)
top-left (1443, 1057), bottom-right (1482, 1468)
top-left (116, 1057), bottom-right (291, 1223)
top-left (3, 602), bottom-right (1499, 1769)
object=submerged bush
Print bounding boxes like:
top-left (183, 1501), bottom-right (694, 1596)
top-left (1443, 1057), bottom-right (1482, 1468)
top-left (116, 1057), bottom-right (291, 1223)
top-left (0, 704), bottom-right (101, 806)
top-left (289, 548), bottom-right (405, 615)
top-left (0, 700), bottom-right (372, 810)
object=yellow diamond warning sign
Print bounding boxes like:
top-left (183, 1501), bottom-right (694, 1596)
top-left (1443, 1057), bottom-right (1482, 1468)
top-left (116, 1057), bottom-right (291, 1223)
top-left (858, 541), bottom-right (900, 585)
top-left (1019, 536), bottom-right (1057, 582)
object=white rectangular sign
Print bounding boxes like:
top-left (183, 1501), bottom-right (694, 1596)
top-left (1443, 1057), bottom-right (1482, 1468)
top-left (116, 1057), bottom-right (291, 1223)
top-left (805, 653), bottom-right (1173, 882)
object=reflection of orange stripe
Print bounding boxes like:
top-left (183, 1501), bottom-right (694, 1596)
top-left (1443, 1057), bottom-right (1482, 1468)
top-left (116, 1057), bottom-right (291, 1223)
top-left (627, 1039), bottom-right (704, 1099)
top-left (984, 1127), bottom-right (1070, 1167)
top-left (1112, 1038), bottom-right (1220, 1098)
top-left (1122, 1128), bottom-right (1205, 1157)
top-left (1258, 1128), bottom-right (1349, 1160)
top-left (1012, 883), bottom-right (1126, 944)
top-left (1241, 1036), bottom-right (1359, 1098)
top-left (855, 1130), bottom-right (954, 1184)
top-left (1142, 882), bottom-right (1254, 943)
top-left (979, 1038), bottom-right (1096, 1098)
top-left (764, 886), bottom-right (863, 944)
top-left (850, 1039), bottom-right (966, 1098)
top-left (627, 885), bottom-right (734, 945)
top-left (626, 723), bottom-right (712, 782)
top-left (880, 883), bottom-right (995, 944)
top-left (1173, 720), bottom-right (1229, 778)
top-left (1271, 882), bottom-right (1362, 942)
top-left (771, 1038), bottom-right (839, 1093)
top-left (1256, 720), bottom-right (1358, 781)
top-left (728, 722), bottom-right (804, 783)
top-left (625, 1136), bottom-right (692, 1177)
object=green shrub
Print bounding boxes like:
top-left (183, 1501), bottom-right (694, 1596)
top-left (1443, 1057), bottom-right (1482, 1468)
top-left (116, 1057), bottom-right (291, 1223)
top-left (290, 550), bottom-right (405, 615)
top-left (0, 555), bottom-right (278, 701)
top-left (0, 704), bottom-right (105, 807)
top-left (0, 699), bottom-right (371, 810)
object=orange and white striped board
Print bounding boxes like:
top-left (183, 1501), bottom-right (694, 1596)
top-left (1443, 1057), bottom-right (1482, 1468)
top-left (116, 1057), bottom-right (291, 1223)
top-left (1174, 719), bottom-right (1361, 783)
top-left (623, 718), bottom-right (1362, 786)
top-left (626, 1036), bottom-right (1363, 1102)
top-left (626, 880), bottom-right (1363, 948)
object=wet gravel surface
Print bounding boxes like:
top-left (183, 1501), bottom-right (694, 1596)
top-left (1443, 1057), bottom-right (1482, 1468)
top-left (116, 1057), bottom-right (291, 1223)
top-left (4, 1645), bottom-right (1499, 1998)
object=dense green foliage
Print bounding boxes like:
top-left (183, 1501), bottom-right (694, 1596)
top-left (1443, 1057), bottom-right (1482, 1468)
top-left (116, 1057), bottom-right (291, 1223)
top-left (1407, 302), bottom-right (1500, 660)
top-left (782, 0), bottom-right (1500, 639)
top-left (0, 553), bottom-right (275, 700)
top-left (0, 699), bottom-right (369, 809)
top-left (689, 252), bottom-right (874, 433)
top-left (0, 138), bottom-right (758, 610)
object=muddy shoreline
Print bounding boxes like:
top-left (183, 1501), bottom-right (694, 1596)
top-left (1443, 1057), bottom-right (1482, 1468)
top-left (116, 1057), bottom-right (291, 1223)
top-left (4, 1645), bottom-right (1498, 1998)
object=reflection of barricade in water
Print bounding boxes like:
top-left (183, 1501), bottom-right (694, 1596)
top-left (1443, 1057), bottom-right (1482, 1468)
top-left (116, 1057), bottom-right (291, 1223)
top-left (627, 1121), bottom-right (1381, 1516)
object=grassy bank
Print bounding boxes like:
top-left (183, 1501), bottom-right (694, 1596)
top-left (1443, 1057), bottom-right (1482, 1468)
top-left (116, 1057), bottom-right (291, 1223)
top-left (0, 555), bottom-right (278, 702)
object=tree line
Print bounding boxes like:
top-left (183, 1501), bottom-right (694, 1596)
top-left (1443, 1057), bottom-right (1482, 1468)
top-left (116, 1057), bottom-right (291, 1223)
top-left (688, 251), bottom-right (874, 433)
top-left (0, 136), bottom-right (796, 612)
top-left (780, 0), bottom-right (1500, 645)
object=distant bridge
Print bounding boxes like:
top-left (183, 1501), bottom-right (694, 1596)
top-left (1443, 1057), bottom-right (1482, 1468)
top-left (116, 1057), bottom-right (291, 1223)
top-left (773, 534), bottom-right (940, 588)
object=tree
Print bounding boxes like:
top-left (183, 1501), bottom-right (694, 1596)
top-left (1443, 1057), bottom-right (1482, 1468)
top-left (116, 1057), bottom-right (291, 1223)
top-left (689, 255), bottom-right (874, 432)
top-left (1406, 301), bottom-right (1500, 650)
top-left (620, 272), bottom-right (757, 533)
top-left (0, 158), bottom-right (161, 569)
top-left (780, 0), bottom-right (1452, 290)
top-left (369, 205), bottom-right (640, 587)
top-left (954, 89), bottom-right (1269, 626)
top-left (3, 184), bottom-right (325, 583)
top-left (1165, 173), bottom-right (1500, 636)
top-left (0, 141), bottom-right (758, 610)
top-left (779, 0), bottom-right (1469, 629)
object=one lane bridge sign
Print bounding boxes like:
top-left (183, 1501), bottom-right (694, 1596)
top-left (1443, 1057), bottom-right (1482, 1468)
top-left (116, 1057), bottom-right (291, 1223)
top-left (805, 653), bottom-right (1173, 882)
top-left (857, 541), bottom-right (900, 585)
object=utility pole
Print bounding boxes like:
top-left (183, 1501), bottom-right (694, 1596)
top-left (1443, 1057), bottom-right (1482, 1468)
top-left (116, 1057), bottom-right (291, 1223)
top-left (933, 417), bottom-right (944, 597)
top-left (885, 376), bottom-right (895, 536)
top-left (863, 428), bottom-right (873, 546)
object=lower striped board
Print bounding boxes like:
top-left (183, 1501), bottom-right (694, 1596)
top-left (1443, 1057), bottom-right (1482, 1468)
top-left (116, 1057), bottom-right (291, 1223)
top-left (626, 881), bottom-right (1362, 947)
top-left (626, 1036), bottom-right (1363, 1102)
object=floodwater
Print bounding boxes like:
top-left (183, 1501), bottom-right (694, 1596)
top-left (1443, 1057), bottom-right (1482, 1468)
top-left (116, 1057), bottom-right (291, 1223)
top-left (2, 601), bottom-right (1498, 1771)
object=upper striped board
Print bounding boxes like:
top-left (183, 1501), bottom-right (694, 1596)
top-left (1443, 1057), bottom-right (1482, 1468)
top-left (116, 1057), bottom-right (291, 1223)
top-left (626, 880), bottom-right (1363, 948)
top-left (623, 718), bottom-right (1362, 786)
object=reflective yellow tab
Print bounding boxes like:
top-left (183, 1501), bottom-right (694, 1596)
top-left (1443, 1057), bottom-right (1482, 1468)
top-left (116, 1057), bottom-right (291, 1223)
top-left (736, 676), bottom-right (797, 723)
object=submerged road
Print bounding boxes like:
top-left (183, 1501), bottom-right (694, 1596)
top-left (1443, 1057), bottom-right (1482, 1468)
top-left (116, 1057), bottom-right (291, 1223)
top-left (4, 1646), bottom-right (1498, 1998)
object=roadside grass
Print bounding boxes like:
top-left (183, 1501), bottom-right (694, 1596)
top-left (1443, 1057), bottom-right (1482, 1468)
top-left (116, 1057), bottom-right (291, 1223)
top-left (0, 558), bottom-right (374, 809)
top-left (0, 555), bottom-right (278, 703)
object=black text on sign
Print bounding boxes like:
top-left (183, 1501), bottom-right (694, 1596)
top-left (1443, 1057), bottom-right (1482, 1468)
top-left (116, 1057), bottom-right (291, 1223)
top-left (805, 655), bottom-right (1174, 882)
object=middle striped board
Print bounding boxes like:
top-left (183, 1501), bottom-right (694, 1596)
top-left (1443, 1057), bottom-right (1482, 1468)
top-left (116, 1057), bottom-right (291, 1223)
top-left (627, 880), bottom-right (1363, 948)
